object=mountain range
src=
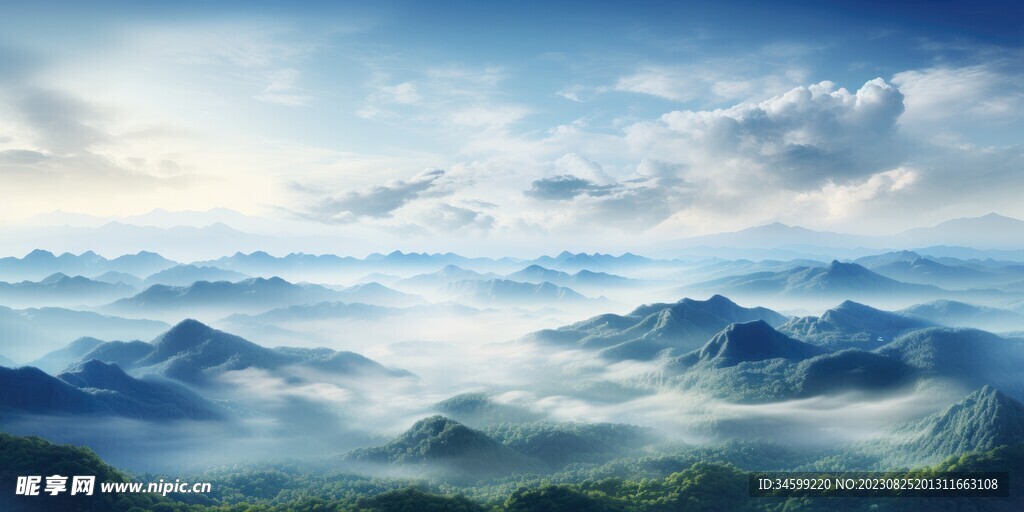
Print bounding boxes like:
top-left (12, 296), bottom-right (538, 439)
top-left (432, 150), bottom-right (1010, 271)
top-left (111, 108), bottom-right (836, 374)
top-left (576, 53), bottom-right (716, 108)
top-left (99, 277), bottom-right (352, 319)
top-left (779, 300), bottom-right (936, 350)
top-left (674, 213), bottom-right (1024, 251)
top-left (0, 360), bottom-right (224, 421)
top-left (0, 273), bottom-right (137, 308)
top-left (522, 295), bottom-right (788, 361)
top-left (684, 260), bottom-right (949, 301)
top-left (67, 319), bottom-right (412, 386)
top-left (141, 264), bottom-right (251, 287)
top-left (441, 279), bottom-right (599, 308)
top-left (0, 250), bottom-right (175, 282)
top-left (0, 305), bottom-right (168, 362)
top-left (898, 300), bottom-right (1024, 332)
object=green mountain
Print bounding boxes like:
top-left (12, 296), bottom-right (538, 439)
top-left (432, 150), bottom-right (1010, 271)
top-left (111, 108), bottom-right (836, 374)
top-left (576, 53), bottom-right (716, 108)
top-left (0, 361), bottom-right (223, 421)
top-left (875, 327), bottom-right (1024, 399)
top-left (0, 433), bottom-right (175, 512)
top-left (670, 320), bottom-right (824, 369)
top-left (780, 300), bottom-right (934, 349)
top-left (871, 386), bottom-right (1024, 467)
top-left (0, 305), bottom-right (167, 363)
top-left (26, 337), bottom-right (106, 374)
top-left (434, 392), bottom-right (544, 427)
top-left (484, 422), bottom-right (658, 468)
top-left (58, 319), bottom-right (412, 386)
top-left (688, 260), bottom-right (943, 300)
top-left (523, 295), bottom-right (787, 361)
top-left (345, 416), bottom-right (539, 477)
top-left (899, 299), bottom-right (1024, 332)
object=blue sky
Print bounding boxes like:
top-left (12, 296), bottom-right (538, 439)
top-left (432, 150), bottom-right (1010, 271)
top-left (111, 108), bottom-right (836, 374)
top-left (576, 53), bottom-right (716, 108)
top-left (0, 0), bottom-right (1021, 252)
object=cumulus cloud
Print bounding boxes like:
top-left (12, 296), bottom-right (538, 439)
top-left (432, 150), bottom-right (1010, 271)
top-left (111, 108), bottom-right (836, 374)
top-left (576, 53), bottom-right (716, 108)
top-left (524, 175), bottom-right (614, 200)
top-left (613, 53), bottom-right (811, 104)
top-left (793, 167), bottom-right (919, 220)
top-left (626, 78), bottom-right (906, 190)
top-left (892, 63), bottom-right (1024, 131)
top-left (296, 168), bottom-right (447, 223)
top-left (553, 153), bottom-right (614, 184)
top-left (418, 203), bottom-right (496, 231)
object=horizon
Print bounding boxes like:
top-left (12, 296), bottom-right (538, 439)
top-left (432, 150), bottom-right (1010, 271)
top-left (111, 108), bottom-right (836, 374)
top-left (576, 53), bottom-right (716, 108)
top-left (4, 3), bottom-right (1024, 511)
top-left (2, 0), bottom-right (1022, 255)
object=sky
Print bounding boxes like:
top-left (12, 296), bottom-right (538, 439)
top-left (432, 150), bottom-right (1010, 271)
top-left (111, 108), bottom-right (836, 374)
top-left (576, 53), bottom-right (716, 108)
top-left (0, 0), bottom-right (1021, 254)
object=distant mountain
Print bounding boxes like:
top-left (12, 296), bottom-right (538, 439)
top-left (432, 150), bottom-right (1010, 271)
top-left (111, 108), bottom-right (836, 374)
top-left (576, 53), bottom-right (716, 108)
top-left (0, 361), bottom-right (222, 421)
top-left (26, 337), bottom-right (106, 374)
top-left (142, 264), bottom-right (251, 286)
top-left (0, 249), bottom-right (176, 282)
top-left (866, 257), bottom-right (999, 289)
top-left (664, 321), bottom-right (917, 403)
top-left (779, 300), bottom-right (935, 350)
top-left (898, 213), bottom-right (1024, 249)
top-left (523, 295), bottom-right (788, 361)
top-left (675, 222), bottom-right (880, 250)
top-left (196, 250), bottom-right (513, 278)
top-left (0, 354), bottom-right (15, 367)
top-left (505, 265), bottom-right (641, 292)
top-left (0, 273), bottom-right (137, 307)
top-left (677, 258), bottom-right (827, 284)
top-left (344, 415), bottom-right (538, 477)
top-left (876, 327), bottom-right (1024, 399)
top-left (791, 349), bottom-right (914, 397)
top-left (0, 223), bottom-right (285, 266)
top-left (441, 279), bottom-right (596, 308)
top-left (57, 360), bottom-right (224, 419)
top-left (332, 282), bottom-right (428, 307)
top-left (899, 300), bottom-right (1024, 332)
top-left (79, 340), bottom-right (155, 369)
top-left (434, 392), bottom-right (545, 427)
top-left (525, 251), bottom-right (660, 273)
top-left (0, 305), bottom-right (168, 362)
top-left (394, 265), bottom-right (500, 292)
top-left (92, 270), bottom-right (143, 287)
top-left (870, 386), bottom-right (1024, 467)
top-left (670, 320), bottom-right (824, 369)
top-left (273, 346), bottom-right (413, 377)
top-left (685, 260), bottom-right (943, 300)
top-left (79, 319), bottom-right (411, 386)
top-left (671, 213), bottom-right (1024, 251)
top-left (224, 301), bottom-right (393, 324)
top-left (101, 277), bottom-right (344, 319)
top-left (853, 250), bottom-right (924, 267)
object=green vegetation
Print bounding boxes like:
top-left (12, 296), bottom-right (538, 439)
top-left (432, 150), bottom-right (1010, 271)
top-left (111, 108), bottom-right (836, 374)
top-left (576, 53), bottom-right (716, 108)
top-left (3, 432), bottom-right (1021, 512)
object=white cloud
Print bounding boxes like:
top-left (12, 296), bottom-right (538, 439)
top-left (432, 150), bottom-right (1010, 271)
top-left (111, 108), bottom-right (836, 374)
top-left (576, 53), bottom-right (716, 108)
top-left (892, 64), bottom-right (1024, 127)
top-left (448, 105), bottom-right (530, 129)
top-left (379, 82), bottom-right (420, 104)
top-left (625, 78), bottom-right (906, 190)
top-left (793, 167), bottom-right (919, 220)
top-left (613, 57), bottom-right (810, 104)
top-left (254, 68), bottom-right (311, 106)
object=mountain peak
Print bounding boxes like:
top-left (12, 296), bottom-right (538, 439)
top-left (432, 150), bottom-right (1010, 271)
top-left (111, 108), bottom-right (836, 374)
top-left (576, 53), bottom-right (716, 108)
top-left (881, 385), bottom-right (1024, 465)
top-left (161, 318), bottom-right (216, 340)
top-left (705, 294), bottom-right (739, 307)
top-left (24, 249), bottom-right (56, 260)
top-left (58, 359), bottom-right (134, 389)
top-left (39, 272), bottom-right (71, 284)
top-left (696, 320), bottom-right (822, 365)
